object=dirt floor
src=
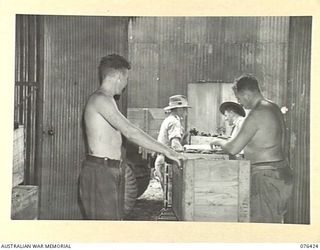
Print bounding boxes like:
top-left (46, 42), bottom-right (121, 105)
top-left (125, 178), bottom-right (175, 221)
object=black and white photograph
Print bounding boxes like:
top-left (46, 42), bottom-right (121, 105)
top-left (1, 0), bottom-right (319, 245)
top-left (10, 14), bottom-right (311, 224)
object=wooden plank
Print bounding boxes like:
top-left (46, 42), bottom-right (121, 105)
top-left (182, 159), bottom-right (195, 220)
top-left (194, 182), bottom-right (238, 206)
top-left (194, 160), bottom-right (239, 182)
top-left (238, 160), bottom-right (250, 222)
top-left (194, 205), bottom-right (238, 222)
top-left (187, 83), bottom-right (222, 134)
top-left (12, 125), bottom-right (24, 187)
top-left (171, 164), bottom-right (183, 220)
top-left (11, 185), bottom-right (39, 219)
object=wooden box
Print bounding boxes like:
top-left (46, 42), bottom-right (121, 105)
top-left (127, 108), bottom-right (167, 159)
top-left (11, 185), bottom-right (39, 220)
top-left (127, 108), bottom-right (167, 139)
top-left (190, 135), bottom-right (216, 145)
top-left (172, 153), bottom-right (250, 222)
top-left (12, 125), bottom-right (25, 187)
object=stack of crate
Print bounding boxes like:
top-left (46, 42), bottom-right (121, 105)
top-left (127, 108), bottom-right (167, 139)
top-left (11, 125), bottom-right (39, 220)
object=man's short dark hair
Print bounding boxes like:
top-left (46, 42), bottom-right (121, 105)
top-left (232, 74), bottom-right (261, 93)
top-left (98, 54), bottom-right (131, 83)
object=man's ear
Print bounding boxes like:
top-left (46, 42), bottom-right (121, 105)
top-left (115, 72), bottom-right (121, 81)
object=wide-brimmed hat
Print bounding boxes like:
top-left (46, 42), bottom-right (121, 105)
top-left (164, 95), bottom-right (191, 111)
top-left (219, 101), bottom-right (246, 117)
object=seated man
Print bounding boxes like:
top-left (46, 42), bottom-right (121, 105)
top-left (210, 74), bottom-right (293, 223)
top-left (219, 101), bottom-right (246, 139)
top-left (219, 101), bottom-right (246, 157)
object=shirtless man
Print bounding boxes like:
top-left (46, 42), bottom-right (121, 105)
top-left (79, 54), bottom-right (185, 220)
top-left (210, 74), bottom-right (293, 223)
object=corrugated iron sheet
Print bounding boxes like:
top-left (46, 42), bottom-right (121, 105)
top-left (128, 42), bottom-right (159, 108)
top-left (158, 42), bottom-right (197, 107)
top-left (156, 17), bottom-right (185, 44)
top-left (14, 15), bottom-right (39, 184)
top-left (185, 17), bottom-right (207, 44)
top-left (255, 42), bottom-right (289, 107)
top-left (224, 17), bottom-right (259, 43)
top-left (259, 16), bottom-right (290, 43)
top-left (128, 17), bottom-right (290, 108)
top-left (286, 17), bottom-right (311, 224)
top-left (40, 16), bottom-right (128, 219)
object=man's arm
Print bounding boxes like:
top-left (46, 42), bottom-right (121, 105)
top-left (211, 111), bottom-right (258, 155)
top-left (167, 119), bottom-right (184, 151)
top-left (170, 137), bottom-right (184, 151)
top-left (94, 94), bottom-right (185, 165)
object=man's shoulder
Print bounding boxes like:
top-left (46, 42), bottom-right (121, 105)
top-left (255, 99), bottom-right (281, 115)
top-left (87, 91), bottom-right (114, 106)
top-left (163, 114), bottom-right (180, 124)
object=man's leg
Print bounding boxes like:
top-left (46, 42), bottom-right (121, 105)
top-left (250, 168), bottom-right (293, 223)
top-left (79, 160), bottom-right (123, 220)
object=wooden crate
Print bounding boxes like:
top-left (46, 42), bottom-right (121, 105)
top-left (12, 125), bottom-right (25, 187)
top-left (11, 185), bottom-right (39, 220)
top-left (172, 153), bottom-right (250, 222)
top-left (127, 108), bottom-right (167, 159)
top-left (190, 135), bottom-right (217, 145)
top-left (127, 108), bottom-right (167, 139)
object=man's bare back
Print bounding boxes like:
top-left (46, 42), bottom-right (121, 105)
top-left (84, 91), bottom-right (122, 160)
top-left (242, 99), bottom-right (285, 164)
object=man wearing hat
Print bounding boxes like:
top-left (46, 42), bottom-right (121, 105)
top-left (154, 95), bottom-right (191, 190)
top-left (219, 101), bottom-right (246, 140)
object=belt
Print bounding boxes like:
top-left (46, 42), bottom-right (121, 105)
top-left (251, 160), bottom-right (287, 171)
top-left (86, 155), bottom-right (121, 165)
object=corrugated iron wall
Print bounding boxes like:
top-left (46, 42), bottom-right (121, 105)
top-left (128, 17), bottom-right (310, 224)
top-left (128, 17), bottom-right (289, 109)
top-left (14, 15), bottom-right (39, 184)
top-left (286, 17), bottom-right (311, 224)
top-left (40, 16), bottom-right (128, 219)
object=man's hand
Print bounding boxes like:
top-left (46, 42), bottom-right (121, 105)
top-left (181, 132), bottom-right (190, 145)
top-left (210, 139), bottom-right (224, 149)
top-left (171, 138), bottom-right (184, 152)
top-left (165, 149), bottom-right (187, 167)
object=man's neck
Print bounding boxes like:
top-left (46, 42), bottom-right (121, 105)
top-left (250, 94), bottom-right (264, 109)
top-left (98, 80), bottom-right (116, 96)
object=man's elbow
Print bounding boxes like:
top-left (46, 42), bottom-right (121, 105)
top-left (224, 144), bottom-right (240, 155)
